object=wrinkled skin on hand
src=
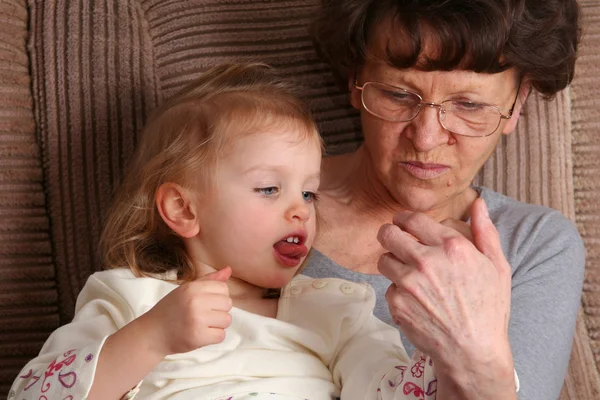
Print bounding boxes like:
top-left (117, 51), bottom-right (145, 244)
top-left (378, 199), bottom-right (516, 399)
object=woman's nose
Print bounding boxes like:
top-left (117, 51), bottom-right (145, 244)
top-left (404, 106), bottom-right (450, 152)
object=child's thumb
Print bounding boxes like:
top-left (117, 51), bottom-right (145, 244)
top-left (471, 198), bottom-right (510, 276)
top-left (199, 266), bottom-right (232, 282)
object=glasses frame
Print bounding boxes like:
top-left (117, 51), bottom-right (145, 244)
top-left (352, 78), bottom-right (522, 138)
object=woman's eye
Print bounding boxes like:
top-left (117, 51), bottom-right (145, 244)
top-left (255, 187), bottom-right (279, 196)
top-left (453, 101), bottom-right (485, 112)
top-left (302, 191), bottom-right (318, 202)
top-left (384, 90), bottom-right (412, 102)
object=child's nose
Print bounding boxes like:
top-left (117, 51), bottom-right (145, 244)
top-left (286, 201), bottom-right (310, 222)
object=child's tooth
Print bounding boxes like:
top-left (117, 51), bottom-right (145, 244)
top-left (286, 237), bottom-right (294, 243)
top-left (294, 237), bottom-right (299, 244)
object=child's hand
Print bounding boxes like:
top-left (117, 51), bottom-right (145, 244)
top-left (143, 267), bottom-right (233, 356)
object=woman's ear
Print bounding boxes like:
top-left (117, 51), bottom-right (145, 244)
top-left (156, 182), bottom-right (200, 238)
top-left (348, 68), bottom-right (362, 111)
top-left (501, 79), bottom-right (532, 135)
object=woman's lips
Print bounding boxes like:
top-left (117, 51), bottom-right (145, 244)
top-left (400, 161), bottom-right (450, 180)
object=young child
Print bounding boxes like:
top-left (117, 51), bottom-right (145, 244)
top-left (8, 64), bottom-right (436, 400)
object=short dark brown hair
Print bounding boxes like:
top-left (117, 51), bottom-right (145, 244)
top-left (311, 0), bottom-right (581, 97)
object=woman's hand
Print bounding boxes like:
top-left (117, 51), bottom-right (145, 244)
top-left (141, 267), bottom-right (233, 357)
top-left (377, 198), bottom-right (516, 399)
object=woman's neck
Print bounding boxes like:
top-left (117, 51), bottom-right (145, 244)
top-left (320, 145), bottom-right (475, 223)
top-left (321, 147), bottom-right (399, 220)
top-left (314, 146), bottom-right (478, 274)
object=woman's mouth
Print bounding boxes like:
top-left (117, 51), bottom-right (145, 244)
top-left (400, 161), bottom-right (450, 180)
top-left (273, 232), bottom-right (308, 267)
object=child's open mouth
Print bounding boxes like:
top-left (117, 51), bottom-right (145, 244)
top-left (273, 233), bottom-right (308, 267)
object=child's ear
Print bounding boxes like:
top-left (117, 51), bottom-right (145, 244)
top-left (156, 182), bottom-right (200, 238)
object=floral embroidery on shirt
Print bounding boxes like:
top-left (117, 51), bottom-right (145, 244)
top-left (19, 349), bottom-right (79, 396)
top-left (394, 365), bottom-right (407, 385)
top-left (402, 381), bottom-right (424, 398)
top-left (410, 355), bottom-right (426, 378)
top-left (42, 350), bottom-right (78, 392)
top-left (19, 368), bottom-right (40, 391)
top-left (425, 379), bottom-right (437, 396)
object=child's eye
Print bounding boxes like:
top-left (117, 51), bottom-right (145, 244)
top-left (302, 191), bottom-right (318, 202)
top-left (255, 187), bottom-right (279, 196)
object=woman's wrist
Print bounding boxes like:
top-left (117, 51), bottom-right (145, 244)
top-left (434, 344), bottom-right (517, 400)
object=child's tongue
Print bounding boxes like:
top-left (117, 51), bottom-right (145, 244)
top-left (273, 241), bottom-right (308, 258)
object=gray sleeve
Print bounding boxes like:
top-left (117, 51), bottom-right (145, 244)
top-left (502, 211), bottom-right (585, 400)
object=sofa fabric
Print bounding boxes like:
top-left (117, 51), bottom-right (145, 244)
top-left (0, 0), bottom-right (598, 397)
top-left (0, 0), bottom-right (58, 395)
top-left (573, 0), bottom-right (600, 374)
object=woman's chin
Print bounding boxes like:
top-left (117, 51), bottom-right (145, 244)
top-left (390, 185), bottom-right (451, 213)
top-left (386, 171), bottom-right (470, 211)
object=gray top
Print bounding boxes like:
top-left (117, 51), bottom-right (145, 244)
top-left (303, 186), bottom-right (585, 400)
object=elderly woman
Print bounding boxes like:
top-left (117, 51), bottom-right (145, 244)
top-left (302, 1), bottom-right (584, 400)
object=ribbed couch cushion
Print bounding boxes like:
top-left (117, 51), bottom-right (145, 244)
top-left (0, 0), bottom-right (58, 396)
top-left (573, 0), bottom-right (600, 382)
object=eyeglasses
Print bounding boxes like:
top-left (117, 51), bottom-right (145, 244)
top-left (353, 80), bottom-right (520, 138)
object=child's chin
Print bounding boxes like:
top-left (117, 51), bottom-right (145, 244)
top-left (263, 271), bottom-right (297, 289)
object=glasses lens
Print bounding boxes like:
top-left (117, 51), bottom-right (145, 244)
top-left (362, 82), bottom-right (421, 122)
top-left (441, 101), bottom-right (502, 137)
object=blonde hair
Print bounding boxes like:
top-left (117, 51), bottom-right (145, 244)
top-left (99, 63), bottom-right (322, 281)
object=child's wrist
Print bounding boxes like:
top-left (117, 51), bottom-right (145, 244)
top-left (133, 312), bottom-right (171, 359)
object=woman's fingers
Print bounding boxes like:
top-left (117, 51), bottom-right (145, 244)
top-left (392, 211), bottom-right (461, 246)
top-left (470, 198), bottom-right (512, 314)
top-left (440, 218), bottom-right (474, 243)
top-left (379, 252), bottom-right (445, 329)
top-left (377, 223), bottom-right (426, 266)
top-left (377, 250), bottom-right (409, 285)
top-left (471, 198), bottom-right (511, 275)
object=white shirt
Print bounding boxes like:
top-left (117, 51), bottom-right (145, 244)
top-left (9, 269), bottom-right (436, 400)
